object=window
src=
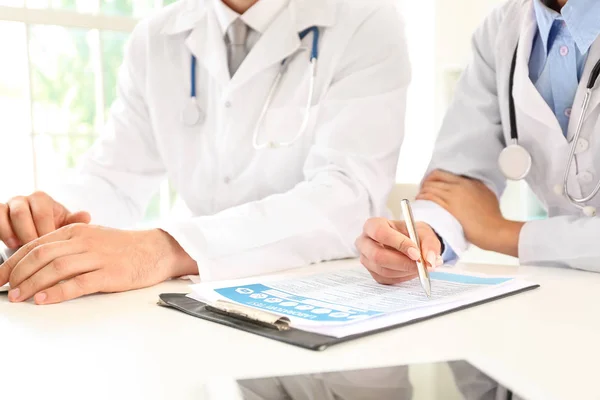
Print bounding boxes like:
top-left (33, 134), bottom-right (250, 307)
top-left (0, 0), bottom-right (176, 220)
top-left (396, 0), bottom-right (436, 184)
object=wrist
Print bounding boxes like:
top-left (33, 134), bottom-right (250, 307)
top-left (151, 229), bottom-right (199, 278)
top-left (481, 219), bottom-right (525, 257)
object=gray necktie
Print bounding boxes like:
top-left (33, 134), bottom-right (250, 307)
top-left (226, 18), bottom-right (249, 77)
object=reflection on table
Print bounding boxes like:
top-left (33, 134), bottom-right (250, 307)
top-left (203, 361), bottom-right (518, 400)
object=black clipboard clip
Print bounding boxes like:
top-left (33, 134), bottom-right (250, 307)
top-left (158, 298), bottom-right (291, 331)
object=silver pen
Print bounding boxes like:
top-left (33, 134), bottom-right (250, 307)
top-left (400, 199), bottom-right (431, 298)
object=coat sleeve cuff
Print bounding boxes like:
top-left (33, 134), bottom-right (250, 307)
top-left (160, 221), bottom-right (215, 282)
top-left (411, 200), bottom-right (469, 257)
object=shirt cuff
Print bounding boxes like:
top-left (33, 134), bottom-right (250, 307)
top-left (440, 237), bottom-right (458, 264)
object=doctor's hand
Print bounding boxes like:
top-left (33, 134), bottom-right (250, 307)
top-left (0, 191), bottom-right (91, 249)
top-left (416, 170), bottom-right (524, 257)
top-left (355, 218), bottom-right (443, 285)
top-left (0, 224), bottom-right (198, 305)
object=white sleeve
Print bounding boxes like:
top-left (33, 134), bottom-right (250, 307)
top-left (51, 21), bottom-right (167, 228)
top-left (162, 6), bottom-right (411, 281)
top-left (411, 9), bottom-right (507, 256)
top-left (519, 217), bottom-right (600, 271)
top-left (412, 200), bottom-right (467, 258)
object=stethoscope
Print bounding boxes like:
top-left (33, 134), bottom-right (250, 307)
top-left (499, 45), bottom-right (600, 217)
top-left (181, 26), bottom-right (320, 150)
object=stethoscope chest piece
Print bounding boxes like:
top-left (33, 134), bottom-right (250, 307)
top-left (498, 143), bottom-right (532, 181)
top-left (181, 98), bottom-right (205, 126)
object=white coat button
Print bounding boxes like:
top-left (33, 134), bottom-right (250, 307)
top-left (560, 46), bottom-right (569, 56)
top-left (224, 176), bottom-right (231, 184)
top-left (224, 101), bottom-right (232, 108)
top-left (575, 138), bottom-right (589, 154)
top-left (580, 171), bottom-right (594, 183)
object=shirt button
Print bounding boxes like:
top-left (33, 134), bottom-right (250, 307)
top-left (224, 101), bottom-right (232, 108)
top-left (564, 107), bottom-right (572, 117)
top-left (580, 171), bottom-right (594, 183)
top-left (224, 176), bottom-right (231, 184)
top-left (575, 138), bottom-right (589, 154)
top-left (560, 46), bottom-right (569, 56)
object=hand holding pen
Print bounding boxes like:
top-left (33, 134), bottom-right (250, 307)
top-left (355, 200), bottom-right (443, 295)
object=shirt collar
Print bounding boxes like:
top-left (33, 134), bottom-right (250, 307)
top-left (534, 0), bottom-right (600, 54)
top-left (212, 0), bottom-right (289, 36)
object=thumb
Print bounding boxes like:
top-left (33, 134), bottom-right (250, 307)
top-left (417, 223), bottom-right (443, 268)
top-left (53, 200), bottom-right (91, 227)
top-left (65, 211), bottom-right (91, 225)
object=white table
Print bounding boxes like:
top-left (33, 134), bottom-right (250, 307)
top-left (1, 260), bottom-right (598, 400)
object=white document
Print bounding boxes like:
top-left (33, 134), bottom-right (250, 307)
top-left (189, 266), bottom-right (537, 338)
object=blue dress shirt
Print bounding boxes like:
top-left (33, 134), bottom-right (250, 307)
top-left (440, 0), bottom-right (600, 262)
top-left (529, 0), bottom-right (600, 136)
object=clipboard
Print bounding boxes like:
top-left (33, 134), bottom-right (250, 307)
top-left (158, 283), bottom-right (540, 351)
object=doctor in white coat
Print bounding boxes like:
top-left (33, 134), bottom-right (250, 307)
top-left (357, 0), bottom-right (600, 287)
top-left (0, 0), bottom-right (410, 305)
top-left (358, 1), bottom-right (599, 398)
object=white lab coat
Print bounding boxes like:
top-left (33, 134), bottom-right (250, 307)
top-left (53, 0), bottom-right (410, 281)
top-left (413, 0), bottom-right (600, 271)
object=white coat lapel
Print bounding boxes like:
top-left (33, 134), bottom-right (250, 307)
top-left (229, 6), bottom-right (300, 90)
top-left (513, 1), bottom-right (563, 137)
top-left (161, 0), bottom-right (230, 86)
top-left (184, 9), bottom-right (230, 87)
top-left (229, 0), bottom-right (336, 90)
top-left (571, 38), bottom-right (600, 132)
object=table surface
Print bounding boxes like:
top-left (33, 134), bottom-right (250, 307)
top-left (1, 260), bottom-right (599, 400)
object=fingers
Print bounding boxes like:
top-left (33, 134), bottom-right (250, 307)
top-left (8, 253), bottom-right (94, 303)
top-left (0, 203), bottom-right (19, 249)
top-left (52, 199), bottom-right (90, 228)
top-left (362, 218), bottom-right (420, 261)
top-left (0, 259), bottom-right (11, 286)
top-left (34, 271), bottom-right (100, 305)
top-left (367, 269), bottom-right (419, 286)
top-left (416, 224), bottom-right (443, 268)
top-left (418, 182), bottom-right (451, 198)
top-left (0, 193), bottom-right (87, 250)
top-left (358, 252), bottom-right (416, 277)
top-left (65, 211), bottom-right (91, 225)
top-left (28, 191), bottom-right (57, 237)
top-left (7, 196), bottom-right (38, 245)
top-left (356, 235), bottom-right (417, 274)
top-left (421, 180), bottom-right (453, 193)
top-left (8, 240), bottom-right (87, 289)
top-left (424, 169), bottom-right (463, 184)
top-left (356, 236), bottom-right (417, 273)
top-left (1, 224), bottom-right (83, 286)
top-left (416, 181), bottom-right (450, 209)
top-left (357, 219), bottom-right (446, 287)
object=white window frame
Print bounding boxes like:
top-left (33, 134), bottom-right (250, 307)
top-left (0, 4), bottom-right (173, 217)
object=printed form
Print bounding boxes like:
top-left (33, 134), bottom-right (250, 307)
top-left (189, 266), bottom-right (537, 338)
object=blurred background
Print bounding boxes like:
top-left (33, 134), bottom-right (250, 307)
top-left (0, 0), bottom-right (544, 226)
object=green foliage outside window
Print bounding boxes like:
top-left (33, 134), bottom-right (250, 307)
top-left (26, 0), bottom-right (179, 221)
